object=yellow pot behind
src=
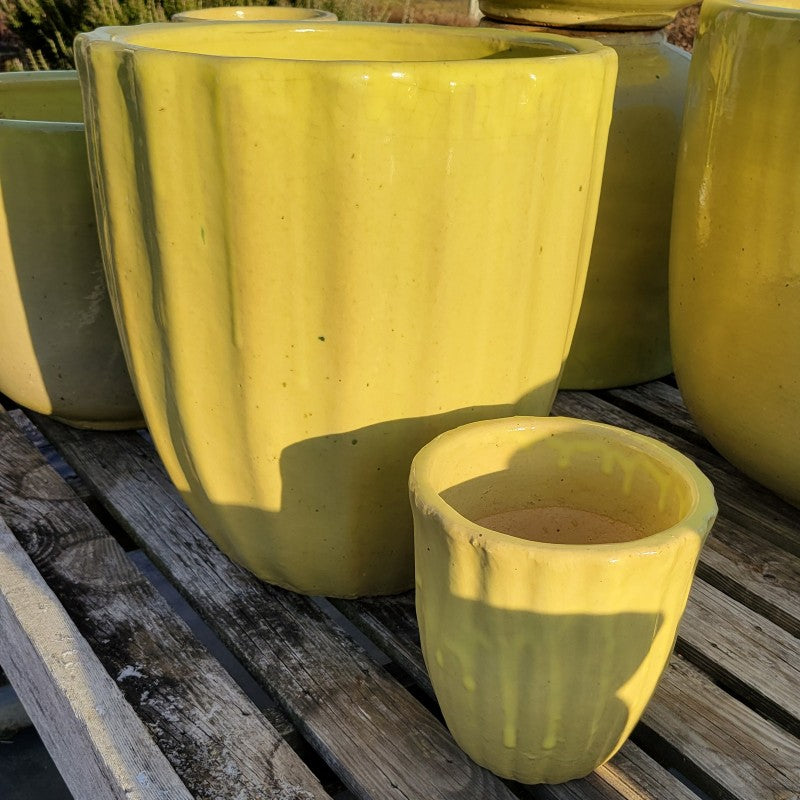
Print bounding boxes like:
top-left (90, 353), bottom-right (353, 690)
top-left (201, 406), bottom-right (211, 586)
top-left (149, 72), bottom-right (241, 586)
top-left (670, 0), bottom-right (800, 506)
top-left (0, 72), bottom-right (142, 429)
top-left (76, 23), bottom-right (616, 596)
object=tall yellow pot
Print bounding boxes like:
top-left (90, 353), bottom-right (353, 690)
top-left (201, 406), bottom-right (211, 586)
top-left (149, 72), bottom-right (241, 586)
top-left (0, 72), bottom-right (141, 429)
top-left (76, 22), bottom-right (616, 596)
top-left (670, 0), bottom-right (800, 506)
top-left (478, 0), bottom-right (695, 28)
top-left (411, 416), bottom-right (716, 783)
top-left (172, 6), bottom-right (336, 22)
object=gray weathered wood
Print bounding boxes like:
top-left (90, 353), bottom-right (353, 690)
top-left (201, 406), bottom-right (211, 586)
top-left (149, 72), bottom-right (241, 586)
top-left (641, 656), bottom-right (800, 800)
top-left (0, 410), bottom-right (329, 800)
top-left (29, 414), bottom-right (522, 800)
top-left (0, 515), bottom-right (193, 800)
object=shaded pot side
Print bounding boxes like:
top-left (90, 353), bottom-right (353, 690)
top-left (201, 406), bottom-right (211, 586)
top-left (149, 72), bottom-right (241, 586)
top-left (670, 0), bottom-right (800, 505)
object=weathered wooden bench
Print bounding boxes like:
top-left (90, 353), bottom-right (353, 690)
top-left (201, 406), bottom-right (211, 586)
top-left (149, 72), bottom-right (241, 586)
top-left (0, 380), bottom-right (798, 800)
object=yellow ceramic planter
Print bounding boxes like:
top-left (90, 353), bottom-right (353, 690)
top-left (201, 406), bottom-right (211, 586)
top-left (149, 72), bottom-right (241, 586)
top-left (411, 416), bottom-right (716, 783)
top-left (0, 72), bottom-right (141, 429)
top-left (671, 0), bottom-right (800, 505)
top-left (483, 20), bottom-right (689, 389)
top-left (478, 0), bottom-right (695, 28)
top-left (76, 22), bottom-right (616, 596)
top-left (172, 6), bottom-right (336, 22)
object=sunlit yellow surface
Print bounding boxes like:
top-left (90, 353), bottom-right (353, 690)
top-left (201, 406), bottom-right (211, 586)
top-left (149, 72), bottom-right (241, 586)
top-left (411, 416), bottom-right (716, 783)
top-left (0, 72), bottom-right (141, 429)
top-left (671, 0), bottom-right (800, 505)
top-left (76, 22), bottom-right (616, 596)
top-left (172, 6), bottom-right (336, 22)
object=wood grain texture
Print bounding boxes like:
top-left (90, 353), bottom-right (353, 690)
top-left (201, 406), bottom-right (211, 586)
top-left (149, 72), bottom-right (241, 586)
top-left (0, 516), bottom-right (193, 800)
top-left (552, 391), bottom-right (800, 636)
top-left (29, 414), bottom-right (521, 800)
top-left (640, 656), bottom-right (800, 800)
top-left (0, 411), bottom-right (329, 800)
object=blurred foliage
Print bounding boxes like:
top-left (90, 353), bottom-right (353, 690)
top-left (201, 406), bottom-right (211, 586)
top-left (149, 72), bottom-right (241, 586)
top-left (0, 0), bottom-right (347, 70)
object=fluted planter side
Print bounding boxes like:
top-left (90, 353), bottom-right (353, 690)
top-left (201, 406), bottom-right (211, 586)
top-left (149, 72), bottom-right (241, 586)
top-left (76, 23), bottom-right (616, 596)
top-left (0, 72), bottom-right (141, 429)
top-left (411, 416), bottom-right (716, 784)
top-left (670, 0), bottom-right (800, 505)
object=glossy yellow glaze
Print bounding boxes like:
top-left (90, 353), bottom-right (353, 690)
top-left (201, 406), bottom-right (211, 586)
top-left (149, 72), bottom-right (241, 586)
top-left (482, 23), bottom-right (689, 389)
top-left (478, 0), bottom-right (694, 28)
top-left (172, 6), bottom-right (336, 22)
top-left (76, 22), bottom-right (616, 596)
top-left (411, 416), bottom-right (716, 784)
top-left (0, 72), bottom-right (141, 429)
top-left (671, 0), bottom-right (800, 506)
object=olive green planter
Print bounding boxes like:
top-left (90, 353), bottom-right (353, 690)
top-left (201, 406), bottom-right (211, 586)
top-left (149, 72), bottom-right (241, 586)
top-left (0, 72), bottom-right (141, 429)
top-left (411, 416), bottom-right (716, 783)
top-left (671, 0), bottom-right (800, 506)
top-left (76, 22), bottom-right (616, 596)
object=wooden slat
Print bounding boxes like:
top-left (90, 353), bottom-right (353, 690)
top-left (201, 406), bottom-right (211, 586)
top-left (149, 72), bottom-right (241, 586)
top-left (679, 580), bottom-right (800, 736)
top-left (0, 411), bottom-right (330, 800)
top-left (0, 516), bottom-right (193, 800)
top-left (29, 415), bottom-right (523, 800)
top-left (552, 392), bottom-right (800, 637)
top-left (334, 594), bottom-right (800, 800)
top-left (639, 656), bottom-right (800, 800)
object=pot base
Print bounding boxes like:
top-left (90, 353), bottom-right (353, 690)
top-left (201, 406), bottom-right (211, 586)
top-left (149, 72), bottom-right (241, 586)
top-left (51, 414), bottom-right (146, 432)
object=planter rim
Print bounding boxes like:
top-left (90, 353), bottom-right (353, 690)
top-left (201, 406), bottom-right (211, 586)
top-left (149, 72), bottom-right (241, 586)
top-left (76, 21), bottom-right (613, 66)
top-left (0, 70), bottom-right (83, 131)
top-left (172, 6), bottom-right (337, 22)
top-left (410, 415), bottom-right (717, 555)
top-left (706, 0), bottom-right (800, 15)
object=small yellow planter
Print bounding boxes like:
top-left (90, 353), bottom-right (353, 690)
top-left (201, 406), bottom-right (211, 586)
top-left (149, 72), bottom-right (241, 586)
top-left (478, 0), bottom-right (695, 28)
top-left (0, 72), bottom-right (141, 429)
top-left (172, 6), bottom-right (336, 22)
top-left (411, 416), bottom-right (716, 783)
top-left (76, 22), bottom-right (616, 596)
top-left (671, 0), bottom-right (800, 505)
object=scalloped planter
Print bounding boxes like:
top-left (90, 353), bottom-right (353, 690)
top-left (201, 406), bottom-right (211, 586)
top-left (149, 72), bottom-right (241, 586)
top-left (0, 72), bottom-right (141, 430)
top-left (671, 0), bottom-right (800, 506)
top-left (478, 0), bottom-right (695, 28)
top-left (172, 6), bottom-right (336, 22)
top-left (411, 416), bottom-right (716, 783)
top-left (75, 22), bottom-right (616, 596)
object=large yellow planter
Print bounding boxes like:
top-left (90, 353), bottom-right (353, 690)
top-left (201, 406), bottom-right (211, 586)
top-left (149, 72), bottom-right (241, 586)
top-left (0, 72), bottom-right (141, 429)
top-left (76, 22), bottom-right (616, 596)
top-left (670, 0), bottom-right (800, 505)
top-left (172, 6), bottom-right (336, 22)
top-left (411, 416), bottom-right (716, 783)
top-left (478, 0), bottom-right (695, 28)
